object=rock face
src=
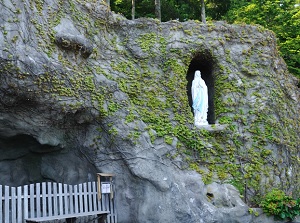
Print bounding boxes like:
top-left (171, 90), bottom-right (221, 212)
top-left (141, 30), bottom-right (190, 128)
top-left (0, 0), bottom-right (299, 222)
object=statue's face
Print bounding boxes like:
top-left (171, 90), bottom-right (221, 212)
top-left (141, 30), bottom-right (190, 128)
top-left (195, 70), bottom-right (201, 78)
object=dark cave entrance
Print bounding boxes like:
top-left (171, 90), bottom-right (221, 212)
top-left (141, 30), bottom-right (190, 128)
top-left (0, 134), bottom-right (97, 186)
top-left (186, 52), bottom-right (215, 124)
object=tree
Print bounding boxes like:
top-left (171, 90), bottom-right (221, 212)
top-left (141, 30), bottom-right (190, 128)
top-left (155, 0), bottom-right (161, 21)
top-left (224, 0), bottom-right (300, 78)
top-left (206, 0), bottom-right (231, 20)
top-left (111, 0), bottom-right (132, 19)
top-left (161, 0), bottom-right (201, 21)
top-left (132, 0), bottom-right (135, 19)
top-left (201, 0), bottom-right (206, 23)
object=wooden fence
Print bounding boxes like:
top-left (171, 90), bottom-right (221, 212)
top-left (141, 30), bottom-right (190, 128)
top-left (0, 181), bottom-right (117, 223)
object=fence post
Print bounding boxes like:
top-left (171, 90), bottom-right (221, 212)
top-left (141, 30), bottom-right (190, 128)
top-left (83, 183), bottom-right (88, 212)
top-left (69, 184), bottom-right (74, 214)
top-left (74, 185), bottom-right (79, 214)
top-left (23, 185), bottom-right (28, 219)
top-left (63, 184), bottom-right (69, 215)
top-left (17, 186), bottom-right (22, 223)
top-left (92, 182), bottom-right (98, 212)
top-left (36, 183), bottom-right (41, 217)
top-left (79, 184), bottom-right (83, 213)
top-left (87, 182), bottom-right (92, 212)
top-left (53, 183), bottom-right (58, 216)
top-left (47, 182), bottom-right (53, 216)
top-left (4, 186), bottom-right (9, 223)
top-left (11, 187), bottom-right (16, 223)
top-left (42, 183), bottom-right (47, 217)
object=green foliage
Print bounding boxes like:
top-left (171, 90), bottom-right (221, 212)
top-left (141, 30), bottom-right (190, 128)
top-left (136, 33), bottom-right (157, 53)
top-left (224, 0), bottom-right (300, 78)
top-left (248, 208), bottom-right (259, 217)
top-left (206, 0), bottom-right (231, 20)
top-left (260, 189), bottom-right (300, 221)
top-left (227, 178), bottom-right (245, 196)
top-left (112, 0), bottom-right (203, 22)
top-left (164, 135), bottom-right (173, 145)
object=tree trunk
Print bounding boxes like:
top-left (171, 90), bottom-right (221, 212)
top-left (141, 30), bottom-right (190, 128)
top-left (155, 0), bottom-right (161, 21)
top-left (132, 0), bottom-right (135, 20)
top-left (201, 0), bottom-right (206, 24)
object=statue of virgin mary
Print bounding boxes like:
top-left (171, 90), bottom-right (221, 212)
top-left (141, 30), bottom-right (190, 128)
top-left (191, 70), bottom-right (209, 127)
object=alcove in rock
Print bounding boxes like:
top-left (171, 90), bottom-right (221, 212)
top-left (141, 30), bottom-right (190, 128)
top-left (186, 51), bottom-right (215, 124)
top-left (186, 51), bottom-right (227, 131)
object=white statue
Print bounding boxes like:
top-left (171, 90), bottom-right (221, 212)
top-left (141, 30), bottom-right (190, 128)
top-left (192, 70), bottom-right (209, 127)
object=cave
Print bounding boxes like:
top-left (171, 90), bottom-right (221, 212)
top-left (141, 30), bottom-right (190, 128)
top-left (186, 51), bottom-right (215, 124)
top-left (0, 134), bottom-right (97, 186)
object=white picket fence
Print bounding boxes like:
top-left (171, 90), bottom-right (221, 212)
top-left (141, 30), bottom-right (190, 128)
top-left (0, 181), bottom-right (117, 223)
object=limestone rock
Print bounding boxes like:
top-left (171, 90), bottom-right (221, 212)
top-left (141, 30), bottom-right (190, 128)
top-left (0, 0), bottom-right (299, 223)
